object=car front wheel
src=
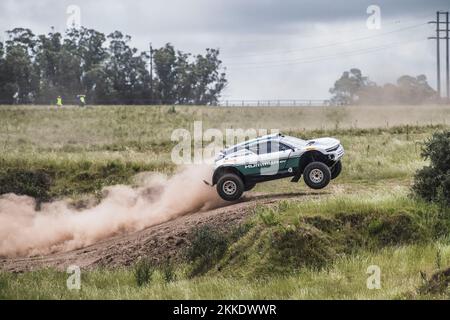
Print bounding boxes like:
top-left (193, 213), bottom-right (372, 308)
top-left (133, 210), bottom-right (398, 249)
top-left (217, 173), bottom-right (245, 201)
top-left (303, 162), bottom-right (331, 189)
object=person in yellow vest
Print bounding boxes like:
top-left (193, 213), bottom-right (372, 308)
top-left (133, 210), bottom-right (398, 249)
top-left (77, 94), bottom-right (86, 107)
top-left (56, 96), bottom-right (63, 107)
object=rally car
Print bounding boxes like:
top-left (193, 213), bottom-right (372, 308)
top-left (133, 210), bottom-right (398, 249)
top-left (206, 133), bottom-right (344, 201)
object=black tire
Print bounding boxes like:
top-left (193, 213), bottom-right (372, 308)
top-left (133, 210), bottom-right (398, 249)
top-left (331, 161), bottom-right (342, 180)
top-left (217, 173), bottom-right (245, 201)
top-left (303, 162), bottom-right (331, 189)
top-left (244, 183), bottom-right (256, 191)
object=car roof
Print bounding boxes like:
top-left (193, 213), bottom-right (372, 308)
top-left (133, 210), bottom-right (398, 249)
top-left (223, 133), bottom-right (283, 153)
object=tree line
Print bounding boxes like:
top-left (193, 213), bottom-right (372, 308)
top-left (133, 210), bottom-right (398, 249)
top-left (329, 68), bottom-right (437, 105)
top-left (0, 27), bottom-right (227, 105)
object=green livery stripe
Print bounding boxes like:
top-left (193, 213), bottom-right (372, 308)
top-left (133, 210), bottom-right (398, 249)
top-left (235, 156), bottom-right (300, 176)
top-left (285, 157), bottom-right (300, 169)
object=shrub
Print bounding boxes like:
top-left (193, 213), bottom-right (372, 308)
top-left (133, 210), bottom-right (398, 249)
top-left (270, 225), bottom-right (336, 271)
top-left (421, 131), bottom-right (450, 171)
top-left (418, 267), bottom-right (450, 295)
top-left (366, 213), bottom-right (426, 247)
top-left (258, 208), bottom-right (279, 226)
top-left (229, 223), bottom-right (252, 242)
top-left (185, 225), bottom-right (229, 277)
top-left (133, 259), bottom-right (155, 287)
top-left (160, 259), bottom-right (176, 283)
top-left (0, 169), bottom-right (52, 202)
top-left (412, 130), bottom-right (450, 206)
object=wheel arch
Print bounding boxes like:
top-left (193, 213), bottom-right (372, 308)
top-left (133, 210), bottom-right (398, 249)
top-left (212, 166), bottom-right (246, 186)
top-left (297, 150), bottom-right (329, 175)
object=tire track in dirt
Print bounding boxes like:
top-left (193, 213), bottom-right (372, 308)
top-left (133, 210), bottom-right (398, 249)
top-left (0, 192), bottom-right (325, 273)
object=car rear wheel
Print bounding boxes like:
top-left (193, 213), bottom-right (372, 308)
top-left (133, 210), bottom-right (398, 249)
top-left (217, 173), bottom-right (245, 201)
top-left (331, 160), bottom-right (342, 180)
top-left (303, 162), bottom-right (331, 189)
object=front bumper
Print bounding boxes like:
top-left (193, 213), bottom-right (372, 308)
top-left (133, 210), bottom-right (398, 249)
top-left (327, 144), bottom-right (345, 161)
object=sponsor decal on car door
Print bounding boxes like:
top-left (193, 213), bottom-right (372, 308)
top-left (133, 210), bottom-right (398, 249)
top-left (241, 141), bottom-right (291, 176)
top-left (259, 142), bottom-right (291, 175)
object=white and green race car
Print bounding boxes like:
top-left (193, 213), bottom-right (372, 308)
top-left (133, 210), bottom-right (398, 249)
top-left (207, 133), bottom-right (344, 201)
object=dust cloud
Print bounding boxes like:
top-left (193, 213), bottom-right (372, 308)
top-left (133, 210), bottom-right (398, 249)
top-left (0, 165), bottom-right (226, 258)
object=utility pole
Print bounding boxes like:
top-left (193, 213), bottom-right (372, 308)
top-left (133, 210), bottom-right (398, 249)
top-left (446, 12), bottom-right (449, 100)
top-left (149, 43), bottom-right (154, 104)
top-left (429, 11), bottom-right (450, 101)
top-left (437, 12), bottom-right (441, 99)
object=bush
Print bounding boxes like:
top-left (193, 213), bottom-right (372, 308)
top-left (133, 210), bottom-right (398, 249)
top-left (270, 225), bottom-right (335, 271)
top-left (412, 130), bottom-right (450, 206)
top-left (185, 225), bottom-right (229, 277)
top-left (258, 208), bottom-right (279, 226)
top-left (160, 259), bottom-right (176, 283)
top-left (366, 213), bottom-right (426, 247)
top-left (419, 267), bottom-right (450, 295)
top-left (133, 259), bottom-right (155, 287)
top-left (0, 169), bottom-right (52, 202)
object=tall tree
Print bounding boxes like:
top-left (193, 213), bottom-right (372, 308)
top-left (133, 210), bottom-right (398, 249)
top-left (0, 27), bottom-right (227, 105)
top-left (191, 48), bottom-right (227, 105)
top-left (395, 75), bottom-right (436, 104)
top-left (34, 29), bottom-right (84, 103)
top-left (153, 43), bottom-right (177, 104)
top-left (104, 31), bottom-right (150, 104)
top-left (64, 27), bottom-right (108, 101)
top-left (330, 68), bottom-right (437, 105)
top-left (2, 28), bottom-right (38, 103)
top-left (329, 68), bottom-right (374, 105)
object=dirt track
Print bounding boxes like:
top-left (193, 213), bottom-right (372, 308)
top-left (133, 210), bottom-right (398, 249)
top-left (0, 192), bottom-right (322, 273)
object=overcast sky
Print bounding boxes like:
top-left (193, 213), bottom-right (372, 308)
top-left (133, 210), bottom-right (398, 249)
top-left (0, 0), bottom-right (448, 100)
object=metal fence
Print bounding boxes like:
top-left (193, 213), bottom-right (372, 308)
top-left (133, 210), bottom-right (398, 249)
top-left (0, 98), bottom-right (331, 107)
top-left (217, 99), bottom-right (330, 107)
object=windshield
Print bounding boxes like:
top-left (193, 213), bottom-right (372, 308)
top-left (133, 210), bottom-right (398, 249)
top-left (282, 136), bottom-right (307, 148)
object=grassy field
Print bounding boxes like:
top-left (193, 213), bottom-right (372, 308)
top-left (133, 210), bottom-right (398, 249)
top-left (1, 242), bottom-right (448, 299)
top-left (1, 104), bottom-right (448, 199)
top-left (1, 104), bottom-right (450, 299)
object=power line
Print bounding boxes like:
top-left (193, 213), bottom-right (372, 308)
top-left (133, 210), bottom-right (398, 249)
top-left (229, 39), bottom-right (425, 70)
top-left (227, 38), bottom-right (427, 70)
top-left (222, 22), bottom-right (429, 60)
top-left (215, 13), bottom-right (434, 48)
top-left (226, 34), bottom-right (426, 67)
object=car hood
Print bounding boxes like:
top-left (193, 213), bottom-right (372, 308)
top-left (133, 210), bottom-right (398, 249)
top-left (305, 137), bottom-right (340, 148)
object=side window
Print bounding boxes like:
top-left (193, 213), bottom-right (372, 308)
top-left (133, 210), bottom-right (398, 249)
top-left (246, 142), bottom-right (258, 154)
top-left (278, 143), bottom-right (291, 151)
top-left (264, 141), bottom-right (290, 153)
top-left (246, 141), bottom-right (291, 155)
top-left (258, 142), bottom-right (270, 154)
top-left (257, 141), bottom-right (290, 154)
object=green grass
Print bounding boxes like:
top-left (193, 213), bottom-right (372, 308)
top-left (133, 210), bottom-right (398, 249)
top-left (1, 104), bottom-right (450, 299)
top-left (1, 105), bottom-right (446, 198)
top-left (211, 193), bottom-right (448, 278)
top-left (2, 242), bottom-right (449, 299)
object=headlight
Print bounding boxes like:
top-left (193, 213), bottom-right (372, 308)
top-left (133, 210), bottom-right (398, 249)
top-left (326, 145), bottom-right (339, 152)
